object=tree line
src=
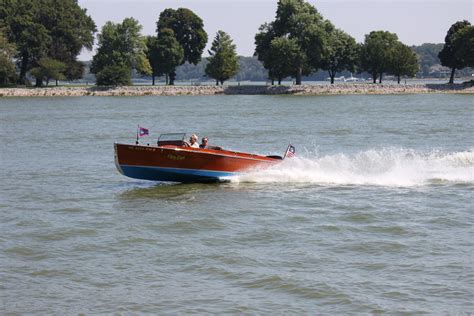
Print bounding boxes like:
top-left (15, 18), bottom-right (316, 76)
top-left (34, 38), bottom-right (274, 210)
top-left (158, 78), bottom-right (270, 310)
top-left (1, 0), bottom-right (473, 87)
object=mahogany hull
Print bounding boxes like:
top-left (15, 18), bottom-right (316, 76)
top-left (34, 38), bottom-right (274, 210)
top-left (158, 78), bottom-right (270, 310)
top-left (114, 143), bottom-right (280, 183)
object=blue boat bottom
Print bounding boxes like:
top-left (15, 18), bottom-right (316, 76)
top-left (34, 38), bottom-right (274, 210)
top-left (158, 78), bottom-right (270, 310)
top-left (119, 165), bottom-right (238, 183)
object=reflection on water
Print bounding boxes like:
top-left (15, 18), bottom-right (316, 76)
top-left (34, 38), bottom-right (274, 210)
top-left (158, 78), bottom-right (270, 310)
top-left (118, 180), bottom-right (281, 201)
top-left (118, 182), bottom-right (224, 201)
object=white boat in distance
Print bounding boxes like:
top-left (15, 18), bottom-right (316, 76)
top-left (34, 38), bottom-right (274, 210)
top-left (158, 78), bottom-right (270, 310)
top-left (326, 74), bottom-right (366, 82)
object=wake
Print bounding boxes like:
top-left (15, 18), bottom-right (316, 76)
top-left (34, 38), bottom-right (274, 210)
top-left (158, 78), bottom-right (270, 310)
top-left (233, 148), bottom-right (474, 187)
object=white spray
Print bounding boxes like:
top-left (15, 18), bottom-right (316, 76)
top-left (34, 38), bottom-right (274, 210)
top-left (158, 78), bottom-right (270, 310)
top-left (233, 148), bottom-right (474, 187)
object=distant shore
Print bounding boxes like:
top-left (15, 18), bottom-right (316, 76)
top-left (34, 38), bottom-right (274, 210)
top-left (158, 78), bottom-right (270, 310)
top-left (1, 83), bottom-right (473, 97)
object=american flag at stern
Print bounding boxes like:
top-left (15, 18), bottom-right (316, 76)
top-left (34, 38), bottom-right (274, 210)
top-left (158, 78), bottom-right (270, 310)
top-left (284, 144), bottom-right (296, 159)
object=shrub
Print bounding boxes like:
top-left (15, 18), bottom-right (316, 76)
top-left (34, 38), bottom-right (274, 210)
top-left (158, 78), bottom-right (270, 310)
top-left (95, 65), bottom-right (131, 86)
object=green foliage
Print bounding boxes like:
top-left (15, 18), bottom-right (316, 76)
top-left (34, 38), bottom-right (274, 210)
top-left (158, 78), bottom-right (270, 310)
top-left (359, 30), bottom-right (399, 83)
top-left (254, 23), bottom-right (276, 77)
top-left (205, 31), bottom-right (239, 85)
top-left (320, 28), bottom-right (359, 84)
top-left (267, 37), bottom-right (305, 84)
top-left (157, 8), bottom-right (207, 65)
top-left (174, 60), bottom-right (208, 81)
top-left (91, 18), bottom-right (151, 84)
top-left (254, 0), bottom-right (330, 84)
top-left (452, 25), bottom-right (474, 68)
top-left (145, 36), bottom-right (160, 85)
top-left (155, 28), bottom-right (184, 85)
top-left (0, 28), bottom-right (17, 85)
top-left (95, 64), bottom-right (131, 86)
top-left (439, 20), bottom-right (472, 83)
top-left (439, 21), bottom-right (471, 69)
top-left (39, 0), bottom-right (96, 80)
top-left (64, 61), bottom-right (86, 82)
top-left (388, 43), bottom-right (419, 83)
top-left (135, 53), bottom-right (152, 77)
top-left (0, 0), bottom-right (50, 83)
top-left (233, 57), bottom-right (268, 81)
top-left (0, 0), bottom-right (96, 84)
top-left (30, 57), bottom-right (66, 86)
top-left (163, 56), bottom-right (268, 82)
top-left (411, 43), bottom-right (444, 77)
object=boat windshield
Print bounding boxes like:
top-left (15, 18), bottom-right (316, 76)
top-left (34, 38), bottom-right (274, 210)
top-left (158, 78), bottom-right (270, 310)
top-left (157, 133), bottom-right (186, 147)
top-left (158, 133), bottom-right (186, 142)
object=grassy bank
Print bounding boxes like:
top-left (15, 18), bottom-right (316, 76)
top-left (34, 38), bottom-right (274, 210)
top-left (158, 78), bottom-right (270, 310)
top-left (1, 83), bottom-right (473, 97)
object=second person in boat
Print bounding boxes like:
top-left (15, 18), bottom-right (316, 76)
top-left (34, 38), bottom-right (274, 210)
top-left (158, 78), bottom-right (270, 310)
top-left (200, 137), bottom-right (222, 150)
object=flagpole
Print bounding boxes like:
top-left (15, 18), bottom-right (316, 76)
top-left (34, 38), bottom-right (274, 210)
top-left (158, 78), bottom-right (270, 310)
top-left (136, 125), bottom-right (139, 145)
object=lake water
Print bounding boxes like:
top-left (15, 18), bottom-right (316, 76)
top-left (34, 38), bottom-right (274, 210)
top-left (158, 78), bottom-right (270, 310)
top-left (0, 94), bottom-right (473, 313)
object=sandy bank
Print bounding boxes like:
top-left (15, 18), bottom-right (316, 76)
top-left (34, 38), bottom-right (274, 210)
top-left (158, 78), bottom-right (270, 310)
top-left (1, 83), bottom-right (473, 97)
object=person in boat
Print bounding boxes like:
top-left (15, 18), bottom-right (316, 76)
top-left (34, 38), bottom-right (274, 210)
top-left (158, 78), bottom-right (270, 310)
top-left (200, 137), bottom-right (222, 150)
top-left (184, 134), bottom-right (200, 148)
top-left (199, 137), bottom-right (209, 148)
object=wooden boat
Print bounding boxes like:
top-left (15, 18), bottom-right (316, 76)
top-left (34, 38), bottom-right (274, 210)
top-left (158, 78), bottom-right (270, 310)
top-left (114, 133), bottom-right (289, 183)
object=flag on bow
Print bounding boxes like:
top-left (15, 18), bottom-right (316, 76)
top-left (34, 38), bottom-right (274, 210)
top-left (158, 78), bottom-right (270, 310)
top-left (284, 144), bottom-right (296, 159)
top-left (138, 126), bottom-right (149, 137)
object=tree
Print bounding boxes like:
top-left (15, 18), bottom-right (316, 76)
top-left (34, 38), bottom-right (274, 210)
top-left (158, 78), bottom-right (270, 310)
top-left (360, 30), bottom-right (399, 83)
top-left (0, 0), bottom-right (96, 85)
top-left (205, 31), bottom-right (239, 85)
top-left (388, 43), bottom-right (419, 84)
top-left (95, 64), bottom-right (131, 86)
top-left (233, 56), bottom-right (267, 82)
top-left (267, 37), bottom-right (304, 85)
top-left (156, 8), bottom-right (207, 65)
top-left (439, 20), bottom-right (471, 84)
top-left (0, 0), bottom-right (50, 84)
top-left (30, 57), bottom-right (66, 86)
top-left (91, 18), bottom-right (151, 85)
top-left (452, 25), bottom-right (474, 70)
top-left (320, 29), bottom-right (359, 84)
top-left (145, 36), bottom-right (160, 85)
top-left (254, 23), bottom-right (277, 83)
top-left (38, 1), bottom-right (96, 83)
top-left (0, 28), bottom-right (17, 85)
top-left (254, 0), bottom-right (331, 85)
top-left (155, 28), bottom-right (184, 85)
top-left (411, 43), bottom-right (444, 77)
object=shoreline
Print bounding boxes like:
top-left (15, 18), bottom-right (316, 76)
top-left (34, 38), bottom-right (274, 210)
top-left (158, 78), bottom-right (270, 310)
top-left (1, 83), bottom-right (473, 97)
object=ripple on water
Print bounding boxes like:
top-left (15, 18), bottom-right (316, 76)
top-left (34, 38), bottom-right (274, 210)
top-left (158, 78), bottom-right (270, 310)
top-left (115, 237), bottom-right (157, 246)
top-left (51, 207), bottom-right (88, 214)
top-left (240, 275), bottom-right (352, 303)
top-left (339, 212), bottom-right (377, 223)
top-left (317, 224), bottom-right (341, 232)
top-left (5, 246), bottom-right (49, 260)
top-left (234, 229), bottom-right (289, 246)
top-left (365, 225), bottom-right (409, 235)
top-left (195, 265), bottom-right (247, 282)
top-left (28, 269), bottom-right (74, 277)
top-left (334, 240), bottom-right (408, 255)
top-left (360, 263), bottom-right (387, 271)
top-left (426, 216), bottom-right (468, 228)
top-left (34, 228), bottom-right (98, 241)
top-left (156, 218), bottom-right (226, 234)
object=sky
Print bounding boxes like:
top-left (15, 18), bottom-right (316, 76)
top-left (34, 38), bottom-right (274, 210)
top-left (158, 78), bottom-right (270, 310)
top-left (78, 0), bottom-right (474, 61)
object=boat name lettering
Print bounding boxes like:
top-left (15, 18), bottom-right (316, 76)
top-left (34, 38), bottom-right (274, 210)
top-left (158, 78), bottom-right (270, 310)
top-left (167, 154), bottom-right (185, 161)
top-left (128, 146), bottom-right (156, 152)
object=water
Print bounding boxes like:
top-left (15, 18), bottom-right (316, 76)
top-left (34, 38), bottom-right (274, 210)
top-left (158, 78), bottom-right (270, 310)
top-left (0, 94), bottom-right (473, 313)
